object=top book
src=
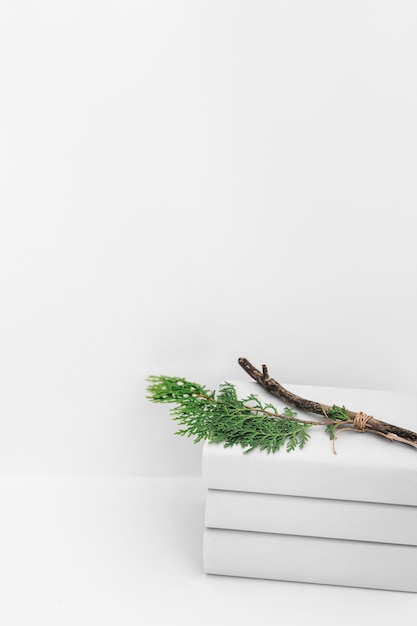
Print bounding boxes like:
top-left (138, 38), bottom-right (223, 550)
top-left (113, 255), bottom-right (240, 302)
top-left (202, 380), bottom-right (417, 506)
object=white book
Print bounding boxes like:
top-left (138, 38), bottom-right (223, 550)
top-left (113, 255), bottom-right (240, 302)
top-left (203, 528), bottom-right (417, 592)
top-left (205, 489), bottom-right (417, 545)
top-left (203, 381), bottom-right (417, 506)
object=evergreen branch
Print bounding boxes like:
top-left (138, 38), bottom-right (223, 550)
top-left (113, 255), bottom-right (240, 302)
top-left (146, 375), bottom-right (355, 454)
top-left (238, 357), bottom-right (417, 450)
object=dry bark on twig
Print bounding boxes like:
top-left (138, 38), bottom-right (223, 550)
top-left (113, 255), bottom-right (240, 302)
top-left (238, 357), bottom-right (417, 449)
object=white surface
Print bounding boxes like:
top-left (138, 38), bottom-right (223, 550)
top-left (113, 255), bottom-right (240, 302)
top-left (204, 527), bottom-right (417, 593)
top-left (1, 476), bottom-right (416, 626)
top-left (1, 2), bottom-right (417, 476)
top-left (203, 381), bottom-right (417, 505)
top-left (206, 489), bottom-right (417, 545)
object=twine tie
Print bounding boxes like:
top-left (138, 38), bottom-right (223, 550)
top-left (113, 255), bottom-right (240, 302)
top-left (354, 411), bottom-right (373, 431)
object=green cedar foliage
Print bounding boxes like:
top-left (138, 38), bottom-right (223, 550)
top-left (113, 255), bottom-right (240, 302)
top-left (147, 375), bottom-right (318, 454)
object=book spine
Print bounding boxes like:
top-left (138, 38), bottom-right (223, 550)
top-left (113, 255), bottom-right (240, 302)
top-left (203, 528), bottom-right (417, 592)
top-left (205, 489), bottom-right (417, 545)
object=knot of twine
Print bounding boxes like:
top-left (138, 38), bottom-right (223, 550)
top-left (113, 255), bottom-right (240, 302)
top-left (354, 411), bottom-right (373, 431)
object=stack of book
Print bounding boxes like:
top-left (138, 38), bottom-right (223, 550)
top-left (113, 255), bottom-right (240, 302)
top-left (202, 380), bottom-right (417, 592)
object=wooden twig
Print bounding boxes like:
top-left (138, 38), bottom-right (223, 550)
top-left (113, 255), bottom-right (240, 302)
top-left (238, 357), bottom-right (417, 449)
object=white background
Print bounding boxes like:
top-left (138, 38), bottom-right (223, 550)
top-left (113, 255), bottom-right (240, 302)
top-left (1, 0), bottom-right (417, 476)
